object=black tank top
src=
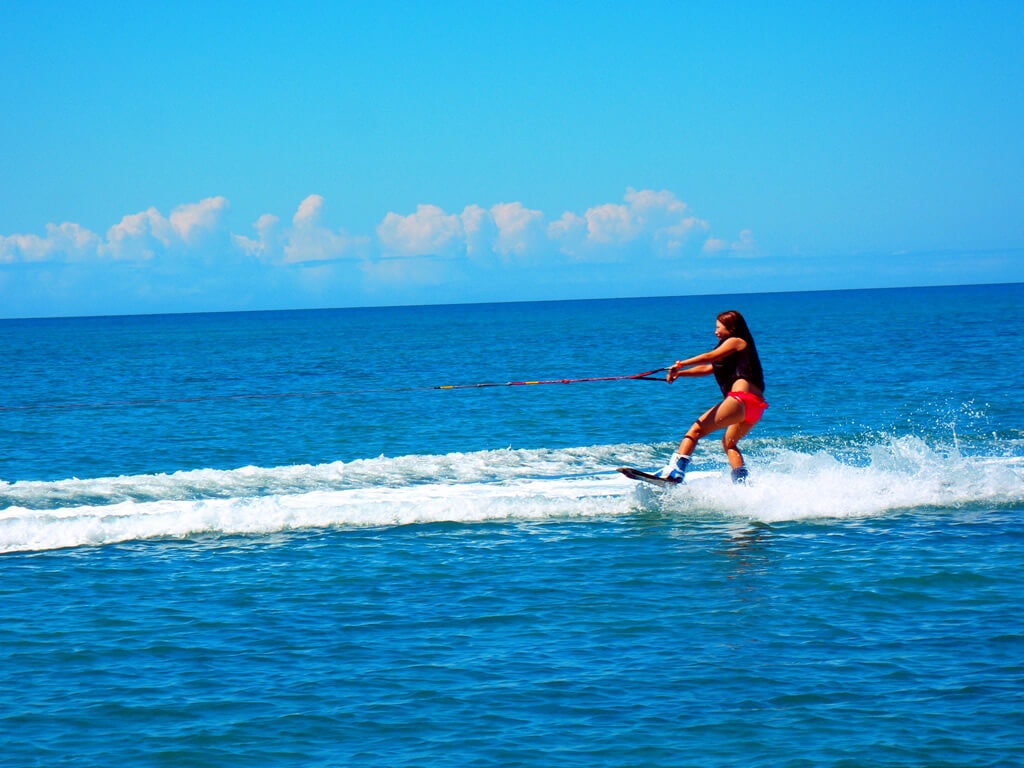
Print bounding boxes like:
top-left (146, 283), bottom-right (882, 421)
top-left (712, 339), bottom-right (765, 396)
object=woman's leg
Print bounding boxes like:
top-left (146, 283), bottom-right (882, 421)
top-left (658, 397), bottom-right (750, 482)
top-left (678, 397), bottom-right (746, 456)
top-left (722, 420), bottom-right (755, 469)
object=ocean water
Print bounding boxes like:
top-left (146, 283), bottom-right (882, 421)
top-left (2, 284), bottom-right (1022, 766)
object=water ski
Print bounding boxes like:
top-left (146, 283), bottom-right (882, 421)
top-left (617, 466), bottom-right (682, 487)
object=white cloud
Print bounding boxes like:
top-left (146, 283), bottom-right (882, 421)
top-left (294, 194), bottom-right (324, 227)
top-left (377, 204), bottom-right (465, 258)
top-left (545, 188), bottom-right (714, 259)
top-left (169, 196), bottom-right (229, 243)
top-left (2, 188), bottom-right (737, 268)
top-left (232, 213), bottom-right (281, 260)
top-left (58, 222), bottom-right (105, 258)
top-left (284, 194), bottom-right (363, 264)
top-left (588, 188), bottom-right (709, 256)
top-left (235, 196), bottom-right (371, 265)
top-left (703, 228), bottom-right (758, 256)
top-left (374, 200), bottom-right (547, 262)
top-left (585, 201), bottom-right (640, 244)
top-left (1, 222), bottom-right (101, 263)
top-left (101, 196), bottom-right (229, 260)
top-left (460, 204), bottom-right (496, 259)
top-left (624, 187), bottom-right (690, 226)
top-left (103, 208), bottom-right (175, 259)
top-left (0, 189), bottom-right (754, 314)
top-left (547, 211), bottom-right (584, 239)
top-left (491, 202), bottom-right (545, 257)
top-left (546, 211), bottom-right (587, 257)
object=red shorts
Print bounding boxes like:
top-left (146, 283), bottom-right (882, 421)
top-left (727, 391), bottom-right (769, 425)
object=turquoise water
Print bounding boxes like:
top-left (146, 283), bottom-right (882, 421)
top-left (2, 284), bottom-right (1023, 766)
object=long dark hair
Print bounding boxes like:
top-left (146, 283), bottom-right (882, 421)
top-left (717, 310), bottom-right (763, 389)
top-left (717, 310), bottom-right (755, 344)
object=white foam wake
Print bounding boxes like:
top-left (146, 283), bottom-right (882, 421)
top-left (0, 475), bottom-right (632, 554)
top-left (1, 437), bottom-right (1020, 553)
top-left (664, 436), bottom-right (1023, 523)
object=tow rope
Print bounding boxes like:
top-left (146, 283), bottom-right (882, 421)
top-left (0, 368), bottom-right (670, 412)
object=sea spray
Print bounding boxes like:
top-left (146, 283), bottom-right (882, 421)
top-left (3, 436), bottom-right (1020, 553)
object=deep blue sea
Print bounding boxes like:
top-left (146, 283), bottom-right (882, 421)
top-left (2, 284), bottom-right (1022, 767)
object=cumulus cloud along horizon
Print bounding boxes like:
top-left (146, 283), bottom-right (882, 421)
top-left (2, 188), bottom-right (755, 268)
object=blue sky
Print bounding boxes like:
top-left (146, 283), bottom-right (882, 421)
top-left (2, 1), bottom-right (1022, 318)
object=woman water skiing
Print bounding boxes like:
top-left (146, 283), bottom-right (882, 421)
top-left (654, 310), bottom-right (767, 484)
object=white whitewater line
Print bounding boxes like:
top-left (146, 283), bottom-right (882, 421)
top-left (2, 437), bottom-right (1021, 553)
top-left (0, 475), bottom-right (635, 554)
